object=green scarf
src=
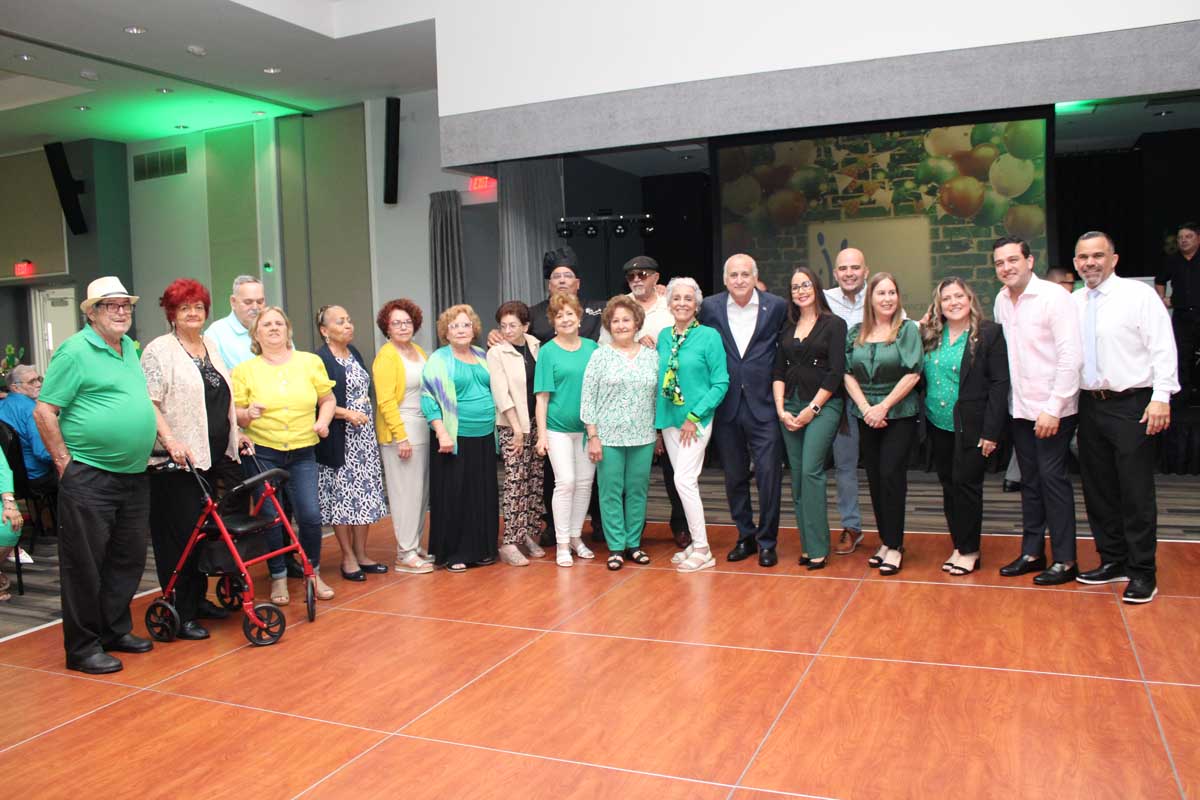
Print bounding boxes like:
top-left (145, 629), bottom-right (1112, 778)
top-left (661, 320), bottom-right (698, 406)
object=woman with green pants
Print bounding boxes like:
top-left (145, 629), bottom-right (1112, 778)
top-left (580, 295), bottom-right (660, 570)
top-left (0, 448), bottom-right (25, 601)
top-left (772, 266), bottom-right (847, 570)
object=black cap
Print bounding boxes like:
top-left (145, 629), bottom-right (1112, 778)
top-left (543, 246), bottom-right (578, 279)
top-left (622, 255), bottom-right (659, 273)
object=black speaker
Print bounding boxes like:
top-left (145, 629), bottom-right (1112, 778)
top-left (383, 96), bottom-right (401, 205)
top-left (43, 142), bottom-right (88, 235)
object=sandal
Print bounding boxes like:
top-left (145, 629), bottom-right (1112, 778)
top-left (942, 549), bottom-right (961, 572)
top-left (948, 553), bottom-right (982, 576)
top-left (313, 575), bottom-right (335, 599)
top-left (626, 549), bottom-right (650, 565)
top-left (878, 548), bottom-right (904, 576)
top-left (606, 553), bottom-right (624, 571)
top-left (556, 546), bottom-right (573, 568)
top-left (806, 557), bottom-right (827, 571)
top-left (270, 577), bottom-right (290, 605)
top-left (868, 546), bottom-right (889, 568)
top-left (677, 549), bottom-right (716, 573)
top-left (569, 538), bottom-right (595, 559)
top-left (671, 544), bottom-right (695, 565)
top-left (523, 534), bottom-right (546, 559)
top-left (446, 562), bottom-right (468, 573)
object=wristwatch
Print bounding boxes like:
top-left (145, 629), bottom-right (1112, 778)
top-left (810, 403), bottom-right (822, 416)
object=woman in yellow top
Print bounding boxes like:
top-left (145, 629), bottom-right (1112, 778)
top-left (372, 299), bottom-right (434, 574)
top-left (232, 306), bottom-right (336, 604)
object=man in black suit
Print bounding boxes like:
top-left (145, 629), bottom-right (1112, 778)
top-left (699, 253), bottom-right (789, 567)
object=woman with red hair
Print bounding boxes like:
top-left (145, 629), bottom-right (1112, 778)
top-left (141, 278), bottom-right (247, 640)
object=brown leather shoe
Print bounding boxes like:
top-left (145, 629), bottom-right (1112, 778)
top-left (834, 528), bottom-right (863, 555)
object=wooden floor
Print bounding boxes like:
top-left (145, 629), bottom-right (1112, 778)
top-left (0, 514), bottom-right (1197, 799)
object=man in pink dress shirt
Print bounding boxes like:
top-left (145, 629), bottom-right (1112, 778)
top-left (991, 236), bottom-right (1083, 586)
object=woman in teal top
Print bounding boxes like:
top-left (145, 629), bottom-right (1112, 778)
top-left (581, 295), bottom-right (660, 570)
top-left (0, 449), bottom-right (23, 602)
top-left (533, 294), bottom-right (600, 567)
top-left (843, 272), bottom-right (923, 575)
top-left (655, 277), bottom-right (729, 573)
top-left (420, 304), bottom-right (498, 572)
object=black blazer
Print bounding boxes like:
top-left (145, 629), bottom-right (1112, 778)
top-left (315, 343), bottom-right (369, 469)
top-left (772, 313), bottom-right (847, 403)
top-left (699, 290), bottom-right (789, 424)
top-left (943, 319), bottom-right (1009, 447)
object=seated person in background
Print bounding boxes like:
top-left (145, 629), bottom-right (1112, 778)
top-left (0, 365), bottom-right (56, 493)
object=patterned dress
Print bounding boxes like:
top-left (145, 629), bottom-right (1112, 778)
top-left (318, 355), bottom-right (389, 524)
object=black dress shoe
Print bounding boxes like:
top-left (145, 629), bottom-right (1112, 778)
top-left (538, 528), bottom-right (555, 548)
top-left (67, 652), bottom-right (123, 674)
top-left (341, 568), bottom-right (367, 582)
top-left (358, 562), bottom-right (389, 574)
top-left (1002, 480), bottom-right (1022, 493)
top-left (196, 599), bottom-right (230, 620)
top-left (1122, 576), bottom-right (1158, 604)
top-left (999, 554), bottom-right (1046, 577)
top-left (758, 547), bottom-right (778, 568)
top-left (727, 539), bottom-right (758, 562)
top-left (103, 633), bottom-right (153, 654)
top-left (1033, 562), bottom-right (1078, 586)
top-left (672, 528), bottom-right (693, 549)
top-left (177, 621), bottom-right (210, 640)
top-left (1076, 562), bottom-right (1129, 585)
top-left (285, 558), bottom-right (306, 579)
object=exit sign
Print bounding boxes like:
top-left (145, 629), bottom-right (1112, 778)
top-left (13, 260), bottom-right (35, 278)
top-left (468, 176), bottom-right (496, 192)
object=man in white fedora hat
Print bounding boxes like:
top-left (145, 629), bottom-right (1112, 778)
top-left (34, 277), bottom-right (159, 674)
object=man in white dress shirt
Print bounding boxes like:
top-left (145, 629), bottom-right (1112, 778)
top-left (1071, 231), bottom-right (1177, 603)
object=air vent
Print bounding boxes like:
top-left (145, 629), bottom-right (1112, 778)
top-left (132, 146), bottom-right (187, 181)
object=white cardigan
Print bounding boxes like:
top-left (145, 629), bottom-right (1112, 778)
top-left (486, 334), bottom-right (540, 434)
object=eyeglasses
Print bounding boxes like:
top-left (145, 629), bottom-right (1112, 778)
top-left (627, 270), bottom-right (653, 281)
top-left (389, 319), bottom-right (413, 329)
top-left (499, 322), bottom-right (524, 332)
top-left (790, 281), bottom-right (814, 292)
top-left (21, 377), bottom-right (43, 385)
top-left (447, 322), bottom-right (474, 331)
top-left (96, 301), bottom-right (133, 314)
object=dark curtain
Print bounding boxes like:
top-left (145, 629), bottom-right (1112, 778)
top-left (429, 190), bottom-right (465, 319)
top-left (1053, 150), bottom-right (1146, 274)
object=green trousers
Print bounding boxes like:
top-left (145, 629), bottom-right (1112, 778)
top-left (596, 442), bottom-right (655, 553)
top-left (779, 396), bottom-right (844, 559)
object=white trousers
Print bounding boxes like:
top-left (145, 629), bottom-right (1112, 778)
top-left (546, 430), bottom-right (595, 545)
top-left (380, 441), bottom-right (429, 557)
top-left (662, 422), bottom-right (712, 548)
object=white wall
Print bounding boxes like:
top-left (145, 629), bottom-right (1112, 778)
top-left (364, 90), bottom-right (471, 352)
top-left (435, 1), bottom-right (1200, 116)
top-left (128, 131), bottom-right (211, 339)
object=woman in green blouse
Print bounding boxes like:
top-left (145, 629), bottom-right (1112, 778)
top-left (581, 295), bottom-right (660, 570)
top-left (921, 278), bottom-right (1009, 576)
top-left (656, 277), bottom-right (730, 573)
top-left (844, 272), bottom-right (923, 575)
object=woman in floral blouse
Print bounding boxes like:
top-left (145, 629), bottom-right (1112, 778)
top-left (580, 295), bottom-right (660, 570)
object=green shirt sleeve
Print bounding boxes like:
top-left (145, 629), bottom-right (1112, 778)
top-left (39, 349), bottom-right (82, 409)
top-left (532, 346), bottom-right (554, 395)
top-left (897, 321), bottom-right (923, 374)
top-left (845, 325), bottom-right (860, 374)
top-left (688, 330), bottom-right (729, 422)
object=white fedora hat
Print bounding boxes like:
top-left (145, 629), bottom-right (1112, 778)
top-left (80, 276), bottom-right (139, 313)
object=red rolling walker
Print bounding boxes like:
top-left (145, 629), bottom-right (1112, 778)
top-left (144, 455), bottom-right (316, 646)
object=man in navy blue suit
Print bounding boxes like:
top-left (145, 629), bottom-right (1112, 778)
top-left (699, 253), bottom-right (788, 567)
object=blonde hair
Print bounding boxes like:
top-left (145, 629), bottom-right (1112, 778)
top-left (435, 304), bottom-right (483, 344)
top-left (856, 272), bottom-right (904, 346)
top-left (250, 306), bottom-right (294, 355)
top-left (921, 278), bottom-right (984, 355)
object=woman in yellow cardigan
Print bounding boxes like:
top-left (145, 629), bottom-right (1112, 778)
top-left (373, 299), bottom-right (434, 574)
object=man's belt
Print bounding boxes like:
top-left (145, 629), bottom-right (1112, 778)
top-left (1084, 387), bottom-right (1150, 401)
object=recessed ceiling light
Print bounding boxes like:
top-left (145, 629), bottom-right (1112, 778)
top-left (76, 105), bottom-right (91, 111)
top-left (14, 53), bottom-right (34, 62)
top-left (252, 111), bottom-right (266, 117)
top-left (124, 25), bottom-right (147, 35)
top-left (262, 67), bottom-right (282, 75)
top-left (186, 45), bottom-right (207, 57)
top-left (80, 69), bottom-right (99, 81)
top-left (1154, 110), bottom-right (1174, 117)
top-left (174, 124), bottom-right (189, 130)
top-left (680, 154), bottom-right (693, 161)
top-left (156, 87), bottom-right (173, 94)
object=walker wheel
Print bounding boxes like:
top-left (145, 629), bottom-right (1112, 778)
top-left (145, 600), bottom-right (180, 642)
top-left (305, 578), bottom-right (316, 623)
top-left (242, 603), bottom-right (286, 646)
top-left (216, 576), bottom-right (245, 610)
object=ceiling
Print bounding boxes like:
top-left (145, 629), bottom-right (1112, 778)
top-left (0, 0), bottom-right (436, 153)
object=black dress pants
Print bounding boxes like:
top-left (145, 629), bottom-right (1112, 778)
top-left (857, 417), bottom-right (917, 549)
top-left (1078, 390), bottom-right (1158, 579)
top-left (713, 405), bottom-right (783, 549)
top-left (928, 425), bottom-right (986, 555)
top-left (660, 453), bottom-right (688, 536)
top-left (57, 462), bottom-right (150, 663)
top-left (1010, 415), bottom-right (1077, 563)
top-left (1172, 310), bottom-right (1200, 401)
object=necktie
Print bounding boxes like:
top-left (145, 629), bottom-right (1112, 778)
top-left (1083, 288), bottom-right (1100, 387)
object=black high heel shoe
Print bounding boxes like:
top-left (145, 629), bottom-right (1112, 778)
top-left (878, 547), bottom-right (905, 576)
top-left (806, 557), bottom-right (827, 571)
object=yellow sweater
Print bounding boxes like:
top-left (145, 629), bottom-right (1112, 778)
top-left (372, 342), bottom-right (427, 444)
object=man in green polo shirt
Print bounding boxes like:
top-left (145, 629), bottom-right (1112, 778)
top-left (34, 277), bottom-right (158, 675)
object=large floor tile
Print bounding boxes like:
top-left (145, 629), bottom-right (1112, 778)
top-left (404, 632), bottom-right (808, 784)
top-left (342, 560), bottom-right (624, 629)
top-left (1146, 540), bottom-right (1200, 598)
top-left (308, 735), bottom-right (730, 799)
top-left (1125, 595), bottom-right (1200, 684)
top-left (0, 665), bottom-right (134, 750)
top-left (824, 580), bottom-right (1139, 678)
top-left (1147, 683), bottom-right (1200, 799)
top-left (560, 569), bottom-right (856, 652)
top-left (742, 657), bottom-right (1178, 799)
top-left (158, 608), bottom-right (537, 731)
top-left (0, 691), bottom-right (383, 797)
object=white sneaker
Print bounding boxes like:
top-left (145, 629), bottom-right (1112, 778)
top-left (5, 548), bottom-right (31, 565)
top-left (556, 545), bottom-right (573, 568)
top-left (569, 538), bottom-right (594, 559)
top-left (677, 550), bottom-right (716, 573)
top-left (671, 544), bottom-right (695, 565)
